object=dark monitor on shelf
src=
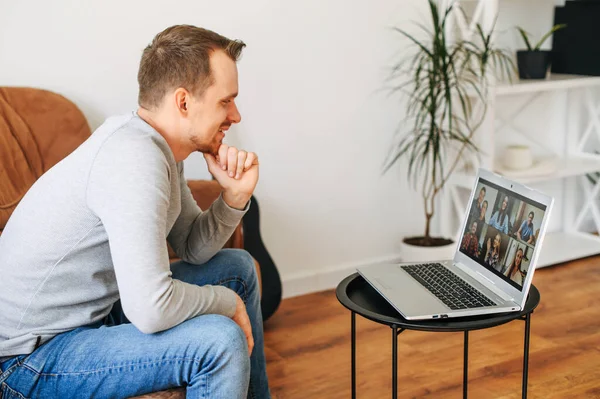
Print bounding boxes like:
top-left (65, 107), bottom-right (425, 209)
top-left (552, 1), bottom-right (600, 75)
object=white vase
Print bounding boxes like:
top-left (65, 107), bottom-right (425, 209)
top-left (399, 238), bottom-right (457, 263)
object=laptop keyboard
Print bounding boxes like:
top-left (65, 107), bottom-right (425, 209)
top-left (402, 263), bottom-right (496, 310)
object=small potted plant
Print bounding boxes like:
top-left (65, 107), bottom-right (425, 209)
top-left (516, 24), bottom-right (567, 79)
top-left (385, 0), bottom-right (514, 261)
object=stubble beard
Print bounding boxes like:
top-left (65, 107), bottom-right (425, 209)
top-left (190, 134), bottom-right (220, 156)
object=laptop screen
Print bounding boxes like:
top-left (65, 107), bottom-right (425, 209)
top-left (458, 177), bottom-right (547, 291)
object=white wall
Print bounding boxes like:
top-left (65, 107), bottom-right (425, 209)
top-left (1, 0), bottom-right (568, 298)
top-left (1, 0), bottom-right (435, 297)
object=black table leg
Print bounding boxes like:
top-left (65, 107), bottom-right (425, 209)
top-left (523, 312), bottom-right (531, 399)
top-left (392, 324), bottom-right (398, 399)
top-left (464, 331), bottom-right (469, 399)
top-left (351, 311), bottom-right (356, 399)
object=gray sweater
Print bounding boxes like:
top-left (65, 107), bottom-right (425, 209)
top-left (0, 113), bottom-right (244, 357)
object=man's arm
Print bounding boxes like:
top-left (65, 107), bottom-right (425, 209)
top-left (169, 144), bottom-right (258, 262)
top-left (167, 162), bottom-right (248, 265)
top-left (472, 239), bottom-right (479, 257)
top-left (86, 134), bottom-right (237, 334)
top-left (527, 224), bottom-right (535, 244)
top-left (516, 222), bottom-right (524, 240)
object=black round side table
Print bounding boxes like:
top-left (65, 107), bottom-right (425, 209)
top-left (336, 273), bottom-right (540, 399)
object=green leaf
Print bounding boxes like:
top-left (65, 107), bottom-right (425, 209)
top-left (533, 24), bottom-right (567, 51)
top-left (393, 27), bottom-right (432, 58)
top-left (517, 27), bottom-right (533, 51)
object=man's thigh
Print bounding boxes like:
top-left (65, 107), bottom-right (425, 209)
top-left (3, 314), bottom-right (247, 399)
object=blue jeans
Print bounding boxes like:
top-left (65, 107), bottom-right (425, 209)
top-left (0, 249), bottom-right (270, 399)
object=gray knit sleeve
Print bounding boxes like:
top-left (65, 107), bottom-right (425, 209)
top-left (86, 132), bottom-right (237, 334)
top-left (167, 162), bottom-right (249, 265)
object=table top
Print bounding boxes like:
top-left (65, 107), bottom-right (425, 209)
top-left (336, 273), bottom-right (540, 332)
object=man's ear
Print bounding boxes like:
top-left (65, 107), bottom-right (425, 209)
top-left (174, 88), bottom-right (189, 114)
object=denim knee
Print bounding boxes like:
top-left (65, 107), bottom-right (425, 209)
top-left (218, 249), bottom-right (258, 289)
top-left (185, 315), bottom-right (250, 374)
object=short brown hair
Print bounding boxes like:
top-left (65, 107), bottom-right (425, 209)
top-left (137, 25), bottom-right (245, 109)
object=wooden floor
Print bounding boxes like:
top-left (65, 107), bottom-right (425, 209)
top-left (263, 256), bottom-right (600, 398)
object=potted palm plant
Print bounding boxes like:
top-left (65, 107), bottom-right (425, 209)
top-left (516, 24), bottom-right (567, 79)
top-left (385, 0), bottom-right (514, 261)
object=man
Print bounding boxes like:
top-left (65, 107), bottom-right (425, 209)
top-left (0, 25), bottom-right (270, 398)
top-left (469, 187), bottom-right (486, 224)
top-left (460, 221), bottom-right (480, 258)
top-left (517, 211), bottom-right (535, 244)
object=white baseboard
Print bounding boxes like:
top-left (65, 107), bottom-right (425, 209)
top-left (281, 253), bottom-right (403, 299)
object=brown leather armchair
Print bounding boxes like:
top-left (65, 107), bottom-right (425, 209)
top-left (0, 87), bottom-right (260, 398)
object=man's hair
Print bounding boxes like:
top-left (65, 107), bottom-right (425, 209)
top-left (529, 211), bottom-right (535, 218)
top-left (137, 25), bottom-right (246, 109)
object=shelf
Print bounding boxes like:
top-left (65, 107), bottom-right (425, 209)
top-left (493, 156), bottom-right (600, 184)
top-left (441, 0), bottom-right (600, 264)
top-left (451, 156), bottom-right (600, 188)
top-left (537, 231), bottom-right (600, 268)
top-left (495, 74), bottom-right (600, 96)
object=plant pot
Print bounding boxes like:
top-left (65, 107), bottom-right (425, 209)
top-left (517, 50), bottom-right (551, 79)
top-left (399, 236), bottom-right (456, 263)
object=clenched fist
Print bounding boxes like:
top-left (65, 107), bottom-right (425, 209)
top-left (203, 144), bottom-right (258, 209)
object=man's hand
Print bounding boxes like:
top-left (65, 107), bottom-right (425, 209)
top-left (203, 144), bottom-right (258, 209)
top-left (231, 294), bottom-right (254, 356)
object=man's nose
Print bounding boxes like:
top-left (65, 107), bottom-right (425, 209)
top-left (229, 102), bottom-right (241, 124)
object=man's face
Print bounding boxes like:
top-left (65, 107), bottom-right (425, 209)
top-left (478, 189), bottom-right (485, 203)
top-left (471, 222), bottom-right (477, 234)
top-left (528, 214), bottom-right (534, 225)
top-left (184, 50), bottom-right (241, 155)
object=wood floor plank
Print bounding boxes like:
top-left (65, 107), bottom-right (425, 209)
top-left (264, 256), bottom-right (600, 398)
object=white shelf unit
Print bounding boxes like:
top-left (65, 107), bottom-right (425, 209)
top-left (537, 232), bottom-right (600, 267)
top-left (440, 2), bottom-right (600, 268)
top-left (495, 74), bottom-right (600, 96)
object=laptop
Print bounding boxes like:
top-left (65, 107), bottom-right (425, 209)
top-left (358, 168), bottom-right (554, 320)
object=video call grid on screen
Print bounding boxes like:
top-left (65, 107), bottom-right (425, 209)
top-left (458, 177), bottom-right (547, 291)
